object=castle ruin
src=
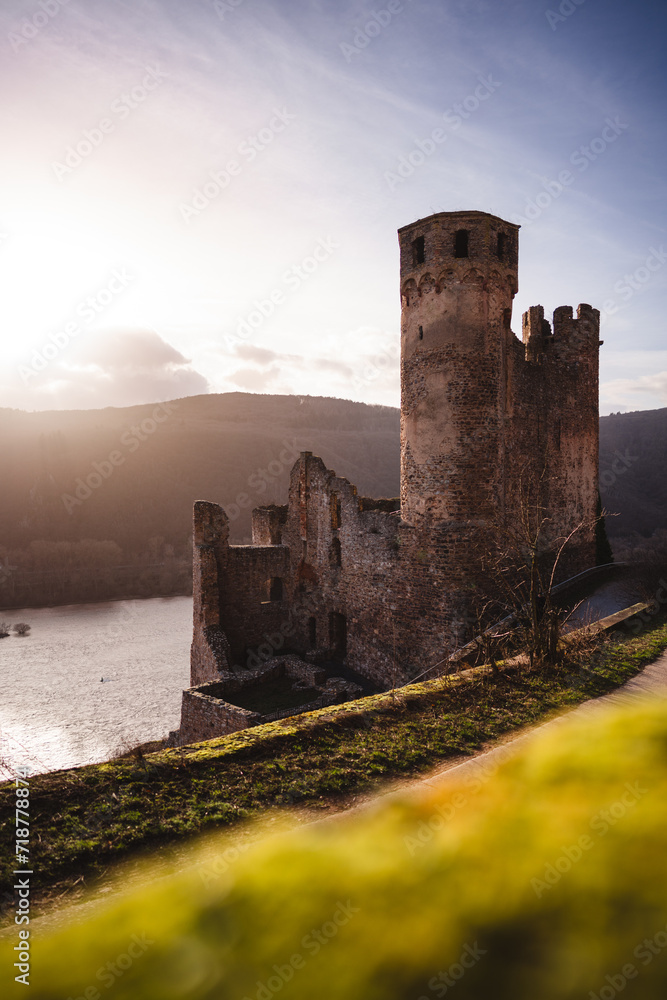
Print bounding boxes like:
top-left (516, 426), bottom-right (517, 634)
top-left (179, 210), bottom-right (601, 742)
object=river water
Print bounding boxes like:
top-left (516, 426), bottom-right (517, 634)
top-left (0, 597), bottom-right (192, 779)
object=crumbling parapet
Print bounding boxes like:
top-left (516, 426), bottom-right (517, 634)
top-left (252, 504), bottom-right (288, 545)
top-left (191, 500), bottom-right (232, 685)
top-left (522, 304), bottom-right (552, 362)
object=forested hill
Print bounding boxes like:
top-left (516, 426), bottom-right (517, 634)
top-left (599, 405), bottom-right (667, 539)
top-left (0, 393), bottom-right (665, 580)
top-left (0, 393), bottom-right (400, 557)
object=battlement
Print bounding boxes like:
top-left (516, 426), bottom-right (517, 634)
top-left (522, 303), bottom-right (601, 363)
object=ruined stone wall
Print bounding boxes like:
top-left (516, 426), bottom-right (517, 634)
top-left (218, 545), bottom-right (291, 667)
top-left (180, 688), bottom-right (262, 745)
top-left (506, 302), bottom-right (600, 579)
top-left (252, 505), bottom-right (288, 545)
top-left (191, 457), bottom-right (407, 686)
top-left (279, 453), bottom-right (404, 686)
top-left (190, 501), bottom-right (232, 686)
top-left (191, 500), bottom-right (291, 678)
top-left (179, 656), bottom-right (363, 744)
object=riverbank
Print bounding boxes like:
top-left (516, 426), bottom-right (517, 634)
top-left (0, 564), bottom-right (192, 612)
top-left (0, 583), bottom-right (192, 614)
top-left (2, 613), bottom-right (666, 924)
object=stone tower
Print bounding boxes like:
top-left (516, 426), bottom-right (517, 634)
top-left (398, 210), bottom-right (520, 527)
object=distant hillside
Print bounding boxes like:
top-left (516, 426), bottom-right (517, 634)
top-left (599, 406), bottom-right (667, 539)
top-left (2, 396), bottom-right (665, 550)
top-left (0, 393), bottom-right (400, 555)
top-left (0, 393), bottom-right (664, 608)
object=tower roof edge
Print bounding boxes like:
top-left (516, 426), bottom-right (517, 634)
top-left (398, 210), bottom-right (520, 235)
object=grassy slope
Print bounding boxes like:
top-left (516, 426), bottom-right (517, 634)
top-left (2, 618), bottom-right (667, 923)
top-left (4, 638), bottom-right (667, 997)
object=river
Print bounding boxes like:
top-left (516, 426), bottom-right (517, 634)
top-left (0, 597), bottom-right (192, 779)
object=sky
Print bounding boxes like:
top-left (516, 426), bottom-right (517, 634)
top-left (0, 0), bottom-right (665, 415)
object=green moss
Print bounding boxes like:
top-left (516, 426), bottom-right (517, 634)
top-left (6, 687), bottom-right (667, 998)
top-left (1, 617), bottom-right (666, 921)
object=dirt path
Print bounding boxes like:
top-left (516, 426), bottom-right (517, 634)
top-left (332, 649), bottom-right (667, 818)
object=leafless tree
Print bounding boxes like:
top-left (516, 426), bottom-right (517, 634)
top-left (469, 463), bottom-right (604, 668)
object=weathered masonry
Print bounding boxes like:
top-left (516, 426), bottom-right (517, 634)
top-left (183, 210), bottom-right (601, 719)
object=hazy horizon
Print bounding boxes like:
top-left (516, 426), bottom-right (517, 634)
top-left (2, 387), bottom-right (667, 420)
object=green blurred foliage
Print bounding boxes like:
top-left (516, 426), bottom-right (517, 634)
top-left (4, 699), bottom-right (667, 999)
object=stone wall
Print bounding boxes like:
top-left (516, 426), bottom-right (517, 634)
top-left (179, 655), bottom-right (363, 744)
top-left (179, 688), bottom-right (262, 745)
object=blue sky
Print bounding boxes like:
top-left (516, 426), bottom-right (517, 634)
top-left (0, 0), bottom-right (665, 413)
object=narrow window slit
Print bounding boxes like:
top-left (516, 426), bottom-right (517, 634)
top-left (454, 229), bottom-right (469, 258)
top-left (412, 236), bottom-right (425, 266)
